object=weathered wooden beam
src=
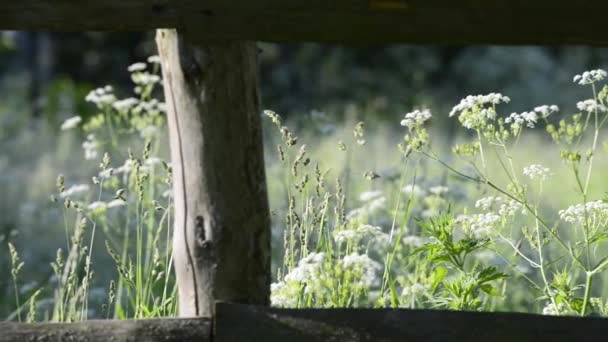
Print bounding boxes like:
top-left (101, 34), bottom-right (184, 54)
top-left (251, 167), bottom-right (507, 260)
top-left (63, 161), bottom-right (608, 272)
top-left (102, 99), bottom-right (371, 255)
top-left (0, 317), bottom-right (211, 342)
top-left (4, 303), bottom-right (608, 341)
top-left (215, 302), bottom-right (608, 342)
top-left (1, 1), bottom-right (608, 45)
top-left (156, 30), bottom-right (270, 317)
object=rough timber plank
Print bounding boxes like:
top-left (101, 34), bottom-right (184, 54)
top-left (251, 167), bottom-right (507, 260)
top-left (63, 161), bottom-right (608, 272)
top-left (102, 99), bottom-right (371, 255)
top-left (1, 1), bottom-right (608, 45)
top-left (0, 317), bottom-right (211, 342)
top-left (215, 302), bottom-right (608, 342)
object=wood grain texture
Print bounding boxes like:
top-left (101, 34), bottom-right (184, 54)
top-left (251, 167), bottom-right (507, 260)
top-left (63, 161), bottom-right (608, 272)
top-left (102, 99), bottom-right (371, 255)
top-left (215, 302), bottom-right (608, 342)
top-left (156, 30), bottom-right (270, 317)
top-left (0, 317), bottom-right (211, 342)
top-left (1, 1), bottom-right (608, 45)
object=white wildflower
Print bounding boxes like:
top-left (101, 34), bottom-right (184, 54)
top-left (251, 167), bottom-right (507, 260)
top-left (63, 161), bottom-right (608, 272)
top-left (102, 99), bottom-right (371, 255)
top-left (85, 86), bottom-right (116, 108)
top-left (342, 253), bottom-right (382, 287)
top-left (87, 201), bottom-right (107, 211)
top-left (506, 111), bottom-right (538, 128)
top-left (333, 224), bottom-right (384, 244)
top-left (559, 200), bottom-right (608, 224)
top-left (132, 72), bottom-right (161, 86)
top-left (534, 105), bottom-right (559, 118)
top-left (60, 116), bottom-right (82, 131)
top-left (542, 302), bottom-right (565, 315)
top-left (284, 252), bottom-right (325, 286)
top-left (475, 196), bottom-right (503, 211)
top-left (140, 125), bottom-right (159, 139)
top-left (469, 213), bottom-right (501, 238)
top-left (82, 134), bottom-right (99, 161)
top-left (145, 157), bottom-right (163, 166)
top-left (127, 62), bottom-right (147, 73)
top-left (115, 159), bottom-right (134, 175)
top-left (429, 186), bottom-right (448, 196)
top-left (359, 190), bottom-right (383, 202)
top-left (523, 164), bottom-right (552, 181)
top-left (577, 99), bottom-right (607, 113)
top-left (107, 199), bottom-right (126, 208)
top-left (449, 93), bottom-right (510, 118)
top-left (573, 69), bottom-right (607, 85)
top-left (402, 184), bottom-right (424, 197)
top-left (147, 55), bottom-right (161, 64)
top-left (112, 97), bottom-right (139, 112)
top-left (498, 199), bottom-right (524, 217)
top-left (270, 281), bottom-right (298, 307)
top-left (400, 109), bottom-right (432, 129)
top-left (59, 184), bottom-right (90, 198)
top-left (401, 283), bottom-right (429, 298)
top-left (367, 196), bottom-right (386, 213)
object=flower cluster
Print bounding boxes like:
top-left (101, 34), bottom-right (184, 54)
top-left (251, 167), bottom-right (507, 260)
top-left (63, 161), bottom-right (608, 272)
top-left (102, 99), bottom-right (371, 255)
top-left (400, 109), bottom-right (432, 130)
top-left (449, 93), bottom-right (510, 131)
top-left (346, 192), bottom-right (386, 220)
top-left (342, 253), bottom-right (382, 288)
top-left (523, 164), bottom-right (552, 181)
top-left (559, 200), bottom-right (608, 224)
top-left (333, 224), bottom-right (385, 244)
top-left (576, 99), bottom-right (607, 113)
top-left (61, 116), bottom-right (82, 131)
top-left (458, 213), bottom-right (501, 238)
top-left (505, 111), bottom-right (539, 129)
top-left (534, 105), bottom-right (559, 118)
top-left (85, 85), bottom-right (116, 108)
top-left (401, 184), bottom-right (424, 197)
top-left (573, 69), bottom-right (607, 85)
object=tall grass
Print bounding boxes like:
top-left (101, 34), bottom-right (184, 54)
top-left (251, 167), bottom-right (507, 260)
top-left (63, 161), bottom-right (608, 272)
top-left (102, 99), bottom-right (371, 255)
top-left (6, 63), bottom-right (608, 320)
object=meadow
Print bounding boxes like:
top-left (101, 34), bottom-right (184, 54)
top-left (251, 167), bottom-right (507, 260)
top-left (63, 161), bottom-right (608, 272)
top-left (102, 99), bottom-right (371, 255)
top-left (3, 58), bottom-right (608, 321)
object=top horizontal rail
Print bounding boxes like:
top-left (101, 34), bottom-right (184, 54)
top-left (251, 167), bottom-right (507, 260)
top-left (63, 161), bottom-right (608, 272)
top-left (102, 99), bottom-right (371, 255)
top-left (1, 1), bottom-right (608, 45)
top-left (2, 302), bottom-right (608, 341)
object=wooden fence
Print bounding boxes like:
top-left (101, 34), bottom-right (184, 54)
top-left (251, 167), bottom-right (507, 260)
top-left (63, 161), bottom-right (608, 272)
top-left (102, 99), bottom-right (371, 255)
top-left (3, 1), bottom-right (608, 340)
top-left (2, 302), bottom-right (608, 341)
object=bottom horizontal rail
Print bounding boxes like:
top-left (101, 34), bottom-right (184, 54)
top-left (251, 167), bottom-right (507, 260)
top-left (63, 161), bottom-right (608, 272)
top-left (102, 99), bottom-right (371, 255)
top-left (0, 316), bottom-right (211, 342)
top-left (216, 303), bottom-right (608, 342)
top-left (2, 303), bottom-right (608, 342)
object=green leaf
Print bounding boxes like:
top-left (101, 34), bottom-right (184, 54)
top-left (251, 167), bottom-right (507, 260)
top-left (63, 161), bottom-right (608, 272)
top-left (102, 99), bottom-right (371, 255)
top-left (479, 284), bottom-right (502, 297)
top-left (432, 267), bottom-right (448, 291)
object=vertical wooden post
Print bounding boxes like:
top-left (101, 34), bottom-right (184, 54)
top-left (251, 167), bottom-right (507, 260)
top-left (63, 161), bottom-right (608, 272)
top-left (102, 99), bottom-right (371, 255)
top-left (156, 29), bottom-right (270, 317)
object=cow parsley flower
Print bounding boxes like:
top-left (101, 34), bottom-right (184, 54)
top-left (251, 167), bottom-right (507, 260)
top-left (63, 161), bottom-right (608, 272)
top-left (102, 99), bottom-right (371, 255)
top-left (505, 111), bottom-right (539, 128)
top-left (85, 86), bottom-right (116, 108)
top-left (498, 199), bottom-right (524, 217)
top-left (573, 69), bottom-right (607, 85)
top-left (359, 190), bottom-right (383, 202)
top-left (82, 134), bottom-right (99, 161)
top-left (576, 99), bottom-right (607, 113)
top-left (401, 184), bottom-right (424, 197)
top-left (534, 105), bottom-right (559, 118)
top-left (559, 200), bottom-right (608, 224)
top-left (147, 55), bottom-right (161, 64)
top-left (87, 201), bottom-right (107, 211)
top-left (400, 109), bottom-right (432, 129)
top-left (59, 184), bottom-right (90, 198)
top-left (523, 164), bottom-right (552, 181)
top-left (449, 93), bottom-right (510, 130)
top-left (60, 116), bottom-right (82, 131)
top-left (342, 253), bottom-right (382, 287)
top-left (333, 224), bottom-right (385, 244)
top-left (468, 213), bottom-right (501, 238)
top-left (475, 196), bottom-right (503, 211)
top-left (127, 62), bottom-right (147, 72)
top-left (429, 186), bottom-right (448, 196)
top-left (112, 98), bottom-right (139, 112)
